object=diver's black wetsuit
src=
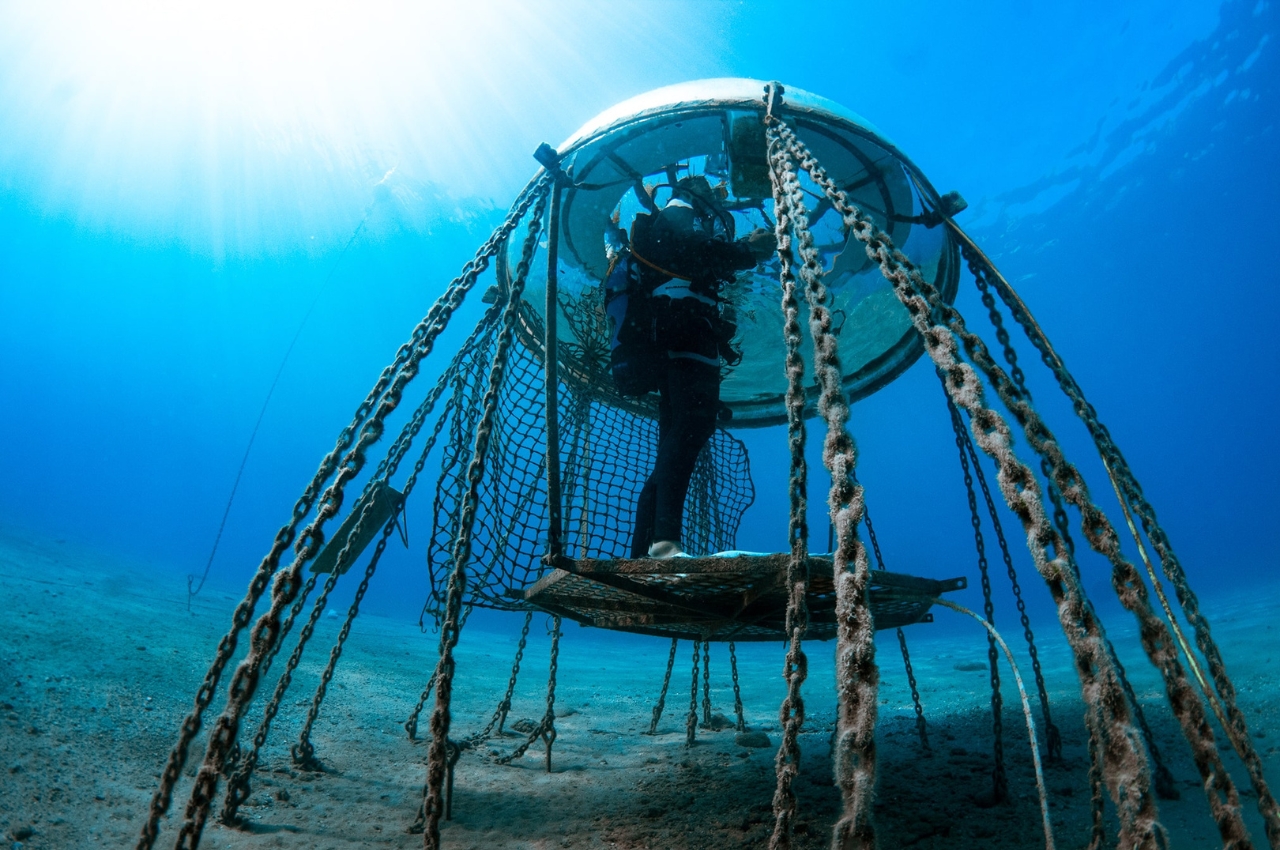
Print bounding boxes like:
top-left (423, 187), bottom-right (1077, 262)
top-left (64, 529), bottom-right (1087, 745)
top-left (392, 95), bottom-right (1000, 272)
top-left (630, 197), bottom-right (757, 557)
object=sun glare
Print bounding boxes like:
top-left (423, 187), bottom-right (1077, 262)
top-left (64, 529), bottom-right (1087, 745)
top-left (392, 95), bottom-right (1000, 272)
top-left (0, 1), bottom-right (593, 253)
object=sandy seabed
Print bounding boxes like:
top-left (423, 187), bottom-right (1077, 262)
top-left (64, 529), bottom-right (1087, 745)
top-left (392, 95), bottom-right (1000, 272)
top-left (1, 530), bottom-right (1277, 849)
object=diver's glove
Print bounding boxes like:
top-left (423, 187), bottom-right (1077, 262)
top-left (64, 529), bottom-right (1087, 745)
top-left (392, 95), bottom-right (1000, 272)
top-left (745, 228), bottom-right (777, 261)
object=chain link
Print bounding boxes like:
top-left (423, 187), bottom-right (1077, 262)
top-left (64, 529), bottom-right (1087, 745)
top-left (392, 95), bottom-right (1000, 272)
top-left (946, 244), bottom-right (1258, 842)
top-left (729, 642), bottom-right (746, 733)
top-left (648, 638), bottom-right (680, 735)
top-left (218, 573), bottom-right (318, 821)
top-left (946, 393), bottom-right (1007, 802)
top-left (765, 107), bottom-right (812, 850)
top-left (701, 640), bottom-right (712, 726)
top-left (420, 183), bottom-right (550, 850)
top-left (974, 263), bottom-right (1190, 791)
top-left (492, 617), bottom-right (561, 769)
top-left (860, 502), bottom-right (930, 753)
top-left (146, 173), bottom-right (550, 850)
top-left (686, 639), bottom-right (701, 747)
top-left (541, 616), bottom-right (562, 772)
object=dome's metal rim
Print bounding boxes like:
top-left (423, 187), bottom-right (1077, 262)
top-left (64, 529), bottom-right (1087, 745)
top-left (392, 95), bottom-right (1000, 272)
top-left (555, 77), bottom-right (890, 159)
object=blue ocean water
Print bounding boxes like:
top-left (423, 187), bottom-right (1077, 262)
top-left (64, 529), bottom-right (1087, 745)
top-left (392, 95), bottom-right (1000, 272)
top-left (0, 1), bottom-right (1276, 846)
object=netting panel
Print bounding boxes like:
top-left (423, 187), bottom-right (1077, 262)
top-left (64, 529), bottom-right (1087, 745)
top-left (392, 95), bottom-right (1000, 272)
top-left (424, 315), bottom-right (756, 623)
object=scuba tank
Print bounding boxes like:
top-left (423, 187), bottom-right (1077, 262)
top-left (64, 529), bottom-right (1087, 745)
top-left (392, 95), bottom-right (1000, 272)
top-left (601, 212), bottom-right (661, 397)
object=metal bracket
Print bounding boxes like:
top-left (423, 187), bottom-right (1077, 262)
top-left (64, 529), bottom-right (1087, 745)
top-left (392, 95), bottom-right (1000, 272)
top-left (922, 190), bottom-right (969, 227)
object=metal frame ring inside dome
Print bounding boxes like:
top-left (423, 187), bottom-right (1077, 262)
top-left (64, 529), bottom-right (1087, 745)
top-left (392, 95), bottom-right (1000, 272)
top-left (493, 79), bottom-right (961, 428)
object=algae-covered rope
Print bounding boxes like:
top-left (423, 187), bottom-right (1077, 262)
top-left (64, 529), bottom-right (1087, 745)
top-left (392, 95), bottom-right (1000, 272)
top-left (918, 225), bottom-right (1253, 844)
top-left (422, 184), bottom-right (550, 850)
top-left (763, 82), bottom-right (813, 850)
top-left (766, 84), bottom-right (878, 850)
top-left (773, 115), bottom-right (1166, 848)
top-left (960, 239), bottom-right (1279, 845)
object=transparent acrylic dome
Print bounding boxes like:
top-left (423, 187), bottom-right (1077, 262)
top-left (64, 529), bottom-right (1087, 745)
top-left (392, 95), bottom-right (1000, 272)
top-left (500, 78), bottom-right (959, 427)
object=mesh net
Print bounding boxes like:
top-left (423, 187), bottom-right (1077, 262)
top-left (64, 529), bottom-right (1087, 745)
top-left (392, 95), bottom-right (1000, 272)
top-left (421, 288), bottom-right (756, 627)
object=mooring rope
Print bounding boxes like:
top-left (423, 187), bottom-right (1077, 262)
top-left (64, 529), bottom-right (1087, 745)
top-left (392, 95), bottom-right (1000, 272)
top-left (933, 598), bottom-right (1056, 850)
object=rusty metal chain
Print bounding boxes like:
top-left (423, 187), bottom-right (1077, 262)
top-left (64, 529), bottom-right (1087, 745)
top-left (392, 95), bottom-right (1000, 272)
top-left (979, 465), bottom-right (1064, 764)
top-left (423, 184), bottom-right (550, 850)
top-left (218, 492), bottom-right (392, 823)
top-left (150, 174), bottom-right (551, 850)
top-left (217, 570), bottom-right (317, 824)
top-left (922, 235), bottom-right (1252, 840)
top-left (859, 500), bottom-right (930, 753)
top-left (405, 672), bottom-right (437, 742)
top-left (289, 333), bottom-right (486, 779)
top-left (947, 393), bottom-right (1008, 803)
top-left (962, 241), bottom-right (1278, 844)
top-left (1104, 639), bottom-right (1181, 801)
top-left (494, 615), bottom-right (561, 769)
top-left (894, 629), bottom-right (930, 754)
top-left (729, 642), bottom-right (746, 733)
top-left (540, 616), bottom-right (562, 772)
top-left (647, 638), bottom-right (680, 735)
top-left (1086, 702), bottom-right (1106, 850)
top-left (443, 609), bottom-right (533, 752)
top-left (766, 86), bottom-right (878, 850)
top-left (772, 113), bottom-right (1166, 847)
top-left (701, 640), bottom-right (712, 726)
top-left (686, 639), bottom-right (701, 747)
top-left (491, 611), bottom-right (534, 740)
top-left (291, 519), bottom-right (399, 770)
top-left (218, 572), bottom-right (318, 821)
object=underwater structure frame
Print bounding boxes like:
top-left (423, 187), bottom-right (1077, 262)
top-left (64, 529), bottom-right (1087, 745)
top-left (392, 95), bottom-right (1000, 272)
top-left (136, 79), bottom-right (1279, 850)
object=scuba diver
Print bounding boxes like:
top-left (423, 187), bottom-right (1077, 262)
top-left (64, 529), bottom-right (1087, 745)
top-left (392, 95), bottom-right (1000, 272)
top-left (621, 175), bottom-right (776, 558)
